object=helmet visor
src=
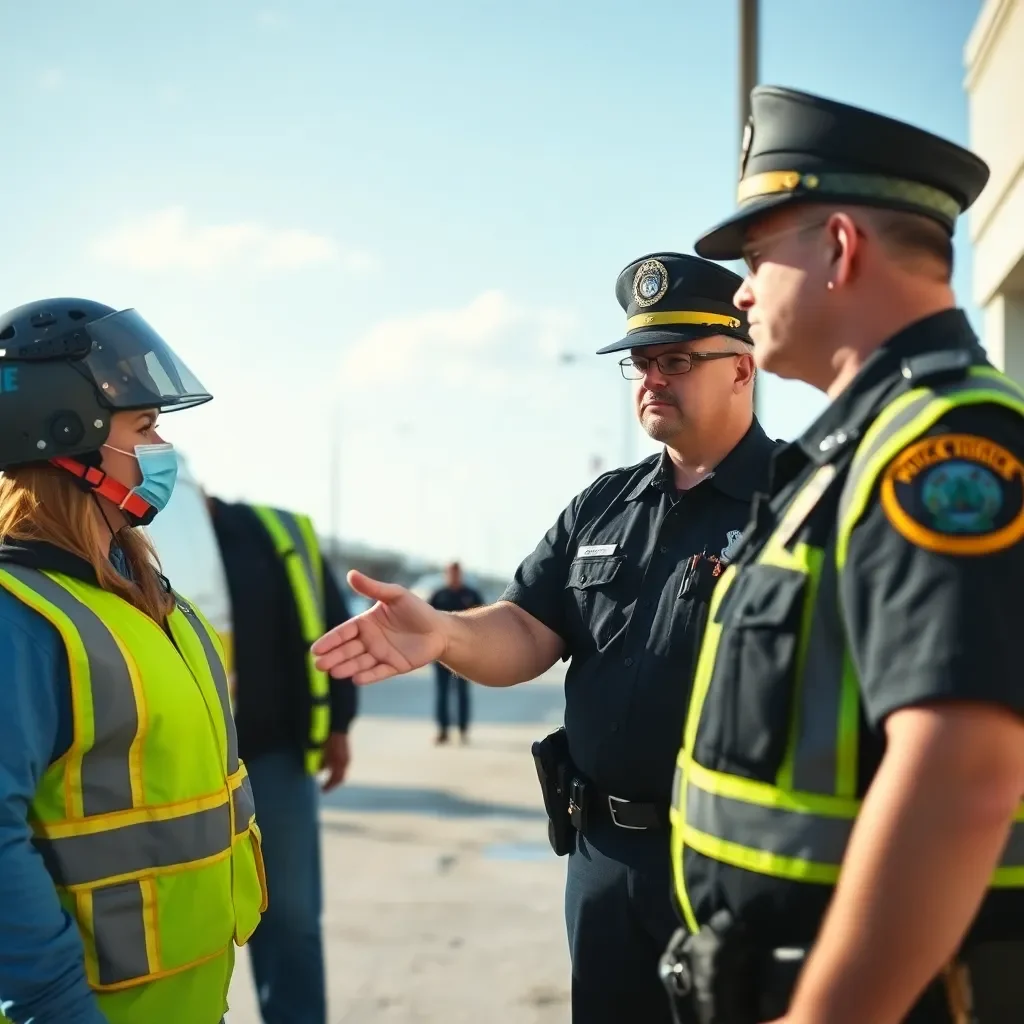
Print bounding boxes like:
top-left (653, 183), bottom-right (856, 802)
top-left (81, 309), bottom-right (211, 413)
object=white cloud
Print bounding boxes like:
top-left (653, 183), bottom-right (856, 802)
top-left (38, 68), bottom-right (64, 91)
top-left (89, 207), bottom-right (372, 274)
top-left (339, 290), bottom-right (581, 394)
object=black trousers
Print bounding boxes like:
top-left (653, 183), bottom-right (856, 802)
top-left (565, 820), bottom-right (694, 1024)
top-left (434, 663), bottom-right (470, 733)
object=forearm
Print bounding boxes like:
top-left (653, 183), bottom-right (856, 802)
top-left (0, 821), bottom-right (109, 1024)
top-left (438, 601), bottom-right (563, 686)
top-left (787, 714), bottom-right (1021, 1024)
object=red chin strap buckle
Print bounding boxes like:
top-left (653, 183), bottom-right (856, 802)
top-left (50, 457), bottom-right (152, 520)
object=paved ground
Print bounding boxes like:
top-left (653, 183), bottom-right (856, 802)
top-left (225, 666), bottom-right (571, 1024)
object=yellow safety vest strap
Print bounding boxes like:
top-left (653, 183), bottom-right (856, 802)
top-left (836, 367), bottom-right (1024, 569)
top-left (34, 800), bottom-right (233, 888)
top-left (170, 594), bottom-right (239, 776)
top-left (250, 505), bottom-right (332, 770)
top-left (0, 564), bottom-right (142, 820)
top-left (231, 768), bottom-right (256, 831)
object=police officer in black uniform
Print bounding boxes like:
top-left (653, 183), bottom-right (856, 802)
top-left (661, 86), bottom-right (1024, 1024)
top-left (312, 253), bottom-right (780, 1023)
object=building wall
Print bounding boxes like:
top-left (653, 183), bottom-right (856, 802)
top-left (964, 0), bottom-right (1024, 377)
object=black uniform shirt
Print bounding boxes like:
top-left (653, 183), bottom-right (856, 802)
top-left (760, 310), bottom-right (1024, 731)
top-left (209, 499), bottom-right (357, 764)
top-left (687, 309), bottom-right (1024, 947)
top-left (429, 585), bottom-right (484, 613)
top-left (502, 418), bottom-right (778, 805)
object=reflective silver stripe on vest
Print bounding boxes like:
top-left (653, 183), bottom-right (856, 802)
top-left (1, 565), bottom-right (139, 817)
top-left (838, 372), bottom-right (1024, 530)
top-left (232, 774), bottom-right (256, 833)
top-left (174, 594), bottom-right (238, 775)
top-left (686, 783), bottom-right (854, 864)
top-left (789, 539), bottom-right (849, 794)
top-left (278, 511), bottom-right (323, 611)
top-left (35, 801), bottom-right (232, 887)
top-left (687, 782), bottom-right (1024, 872)
top-left (93, 881), bottom-right (150, 986)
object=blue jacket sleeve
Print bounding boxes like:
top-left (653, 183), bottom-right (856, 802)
top-left (0, 598), bottom-right (109, 1024)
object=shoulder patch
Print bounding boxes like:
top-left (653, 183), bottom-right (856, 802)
top-left (880, 433), bottom-right (1024, 555)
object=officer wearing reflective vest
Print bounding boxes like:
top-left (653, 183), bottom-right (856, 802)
top-left (0, 298), bottom-right (267, 1024)
top-left (660, 87), bottom-right (1024, 1024)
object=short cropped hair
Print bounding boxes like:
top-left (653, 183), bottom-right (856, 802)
top-left (863, 208), bottom-right (954, 282)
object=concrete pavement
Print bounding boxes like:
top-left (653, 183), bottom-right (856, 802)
top-left (225, 666), bottom-right (571, 1023)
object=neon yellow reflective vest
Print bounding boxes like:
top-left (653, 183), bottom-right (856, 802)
top-left (250, 506), bottom-right (332, 774)
top-left (0, 564), bottom-right (268, 1024)
top-left (670, 365), bottom-right (1024, 935)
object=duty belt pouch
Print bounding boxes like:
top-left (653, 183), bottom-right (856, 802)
top-left (531, 727), bottom-right (575, 856)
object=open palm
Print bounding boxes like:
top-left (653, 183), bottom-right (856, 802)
top-left (311, 570), bottom-right (446, 684)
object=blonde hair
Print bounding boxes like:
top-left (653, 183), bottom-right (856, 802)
top-left (0, 463), bottom-right (173, 622)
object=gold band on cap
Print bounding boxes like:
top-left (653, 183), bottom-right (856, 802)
top-left (626, 310), bottom-right (741, 333)
top-left (737, 170), bottom-right (961, 222)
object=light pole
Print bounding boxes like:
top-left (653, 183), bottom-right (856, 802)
top-left (739, 0), bottom-right (760, 419)
top-left (328, 400), bottom-right (341, 563)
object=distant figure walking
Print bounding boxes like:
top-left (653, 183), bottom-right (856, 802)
top-left (428, 562), bottom-right (483, 744)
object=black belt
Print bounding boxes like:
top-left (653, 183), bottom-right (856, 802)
top-left (569, 776), bottom-right (667, 834)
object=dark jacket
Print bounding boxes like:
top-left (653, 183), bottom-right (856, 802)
top-left (208, 498), bottom-right (357, 763)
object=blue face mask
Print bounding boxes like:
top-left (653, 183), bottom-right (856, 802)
top-left (103, 441), bottom-right (179, 517)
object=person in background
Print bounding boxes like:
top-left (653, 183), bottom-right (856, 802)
top-left (206, 497), bottom-right (357, 1024)
top-left (428, 561), bottom-right (484, 745)
top-left (0, 297), bottom-right (265, 1024)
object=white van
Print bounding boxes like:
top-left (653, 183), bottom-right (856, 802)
top-left (145, 451), bottom-right (234, 684)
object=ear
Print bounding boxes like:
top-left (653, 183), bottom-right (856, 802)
top-left (825, 212), bottom-right (862, 288)
top-left (734, 350), bottom-right (756, 391)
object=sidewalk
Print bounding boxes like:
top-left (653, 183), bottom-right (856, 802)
top-left (226, 670), bottom-right (570, 1023)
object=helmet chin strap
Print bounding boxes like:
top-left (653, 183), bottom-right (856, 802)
top-left (50, 456), bottom-right (154, 524)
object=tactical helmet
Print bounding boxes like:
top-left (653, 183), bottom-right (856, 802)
top-left (0, 297), bottom-right (210, 469)
top-left (0, 297), bottom-right (211, 519)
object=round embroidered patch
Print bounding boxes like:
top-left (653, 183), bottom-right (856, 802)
top-left (880, 433), bottom-right (1024, 555)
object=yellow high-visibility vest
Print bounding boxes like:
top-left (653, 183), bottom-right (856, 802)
top-left (0, 564), bottom-right (268, 1024)
top-left (670, 366), bottom-right (1024, 934)
top-left (251, 505), bottom-right (332, 774)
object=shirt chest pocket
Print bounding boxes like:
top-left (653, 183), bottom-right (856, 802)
top-left (693, 563), bottom-right (808, 783)
top-left (565, 555), bottom-right (626, 650)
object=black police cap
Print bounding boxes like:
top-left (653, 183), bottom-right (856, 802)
top-left (694, 85), bottom-right (991, 262)
top-left (596, 252), bottom-right (750, 355)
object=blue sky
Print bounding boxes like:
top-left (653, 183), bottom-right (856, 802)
top-left (1, 0), bottom-right (983, 575)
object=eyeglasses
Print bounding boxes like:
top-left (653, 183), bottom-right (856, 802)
top-left (618, 351), bottom-right (742, 380)
top-left (739, 218), bottom-right (829, 272)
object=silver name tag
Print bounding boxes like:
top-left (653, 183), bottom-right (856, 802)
top-left (576, 544), bottom-right (618, 558)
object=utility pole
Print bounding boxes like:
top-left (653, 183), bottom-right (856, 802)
top-left (739, 0), bottom-right (760, 418)
top-left (328, 402), bottom-right (341, 563)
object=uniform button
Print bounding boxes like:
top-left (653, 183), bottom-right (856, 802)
top-left (610, 723), bottom-right (620, 734)
top-left (659, 545), bottom-right (668, 554)
top-left (819, 430), bottom-right (848, 453)
top-left (579, 574), bottom-right (588, 583)
top-left (624, 656), bottom-right (634, 667)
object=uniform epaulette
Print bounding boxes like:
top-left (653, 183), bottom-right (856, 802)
top-left (899, 348), bottom-right (973, 386)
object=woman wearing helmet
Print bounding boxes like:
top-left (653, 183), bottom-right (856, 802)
top-left (0, 299), bottom-right (267, 1024)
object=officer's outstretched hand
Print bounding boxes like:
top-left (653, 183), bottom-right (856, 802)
top-left (311, 570), bottom-right (446, 685)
